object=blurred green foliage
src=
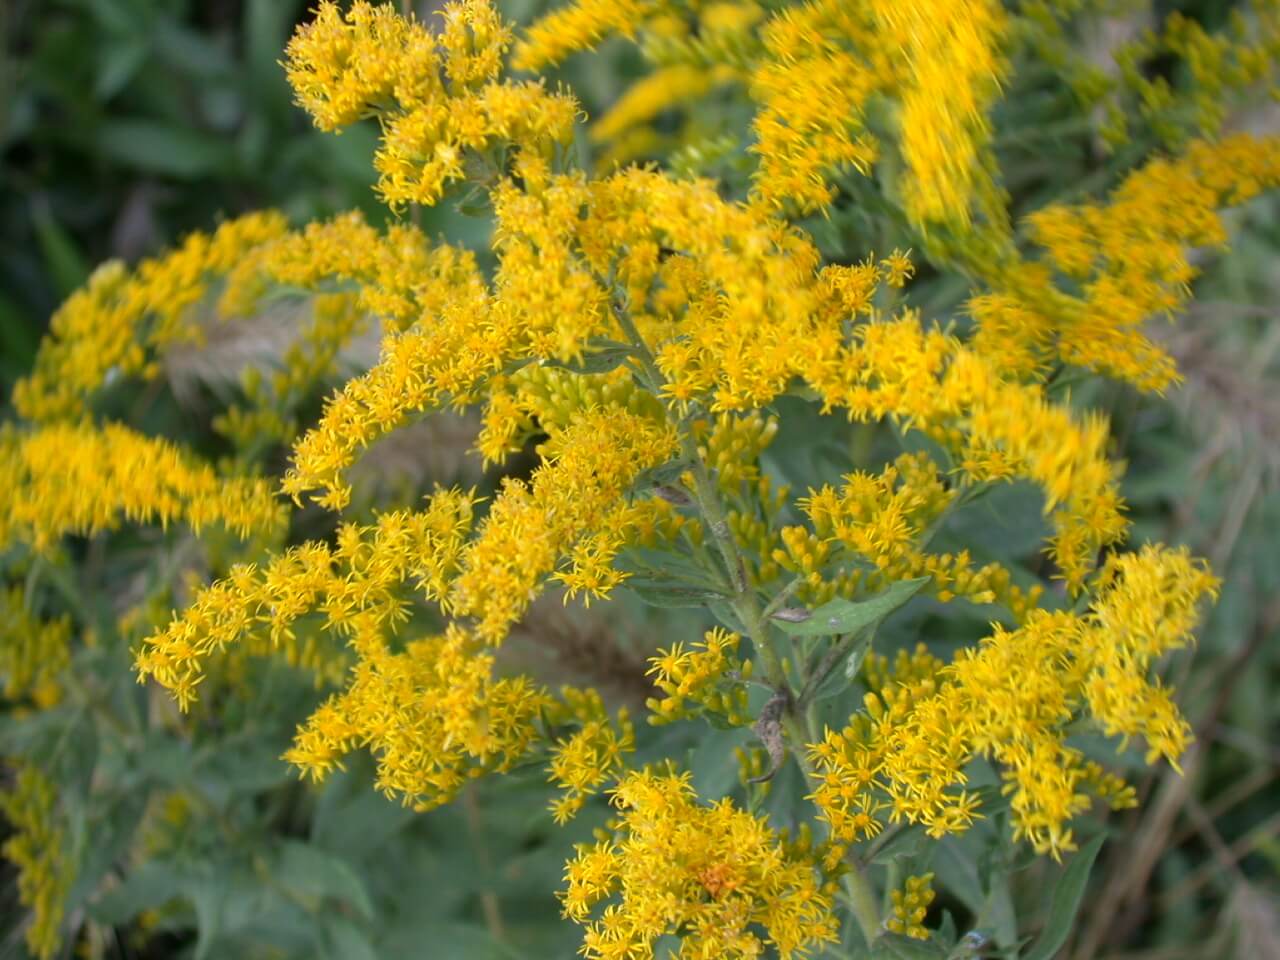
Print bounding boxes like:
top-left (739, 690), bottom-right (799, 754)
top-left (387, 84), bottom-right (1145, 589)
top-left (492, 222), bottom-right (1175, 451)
top-left (0, 0), bottom-right (386, 393)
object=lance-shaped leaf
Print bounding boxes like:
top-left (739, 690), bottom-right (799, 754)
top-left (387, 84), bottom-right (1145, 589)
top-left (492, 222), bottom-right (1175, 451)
top-left (775, 577), bottom-right (930, 638)
top-left (1022, 833), bottom-right (1106, 960)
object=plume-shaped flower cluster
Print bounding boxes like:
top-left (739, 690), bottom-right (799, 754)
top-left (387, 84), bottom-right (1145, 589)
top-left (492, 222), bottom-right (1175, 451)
top-left (810, 545), bottom-right (1217, 858)
top-left (285, 0), bottom-right (578, 208)
top-left (0, 422), bottom-right (283, 553)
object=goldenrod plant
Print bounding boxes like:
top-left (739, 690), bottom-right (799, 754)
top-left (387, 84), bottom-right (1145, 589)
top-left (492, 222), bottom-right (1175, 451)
top-left (2, 1), bottom-right (1278, 957)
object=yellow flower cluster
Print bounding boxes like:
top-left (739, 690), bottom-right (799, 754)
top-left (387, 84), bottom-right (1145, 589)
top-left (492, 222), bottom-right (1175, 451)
top-left (285, 0), bottom-right (577, 208)
top-left (136, 487), bottom-right (477, 708)
top-left (798, 451), bottom-right (1042, 616)
top-left (490, 168), bottom-right (613, 363)
top-left (141, 403), bottom-right (670, 804)
top-left (513, 0), bottom-right (659, 70)
top-left (453, 408), bottom-right (677, 640)
top-left (1084, 545), bottom-right (1222, 762)
top-left (868, 0), bottom-right (1007, 227)
top-left (477, 366), bottom-right (662, 467)
top-left (997, 133), bottom-right (1280, 393)
top-left (809, 653), bottom-right (953, 849)
top-left (280, 152), bottom-right (752, 507)
top-left (280, 260), bottom-right (497, 510)
top-left (1153, 7), bottom-right (1280, 138)
top-left (13, 211), bottom-right (287, 422)
top-left (588, 168), bottom-right (826, 411)
top-left (222, 209), bottom-right (484, 333)
top-left (646, 628), bottom-right (753, 726)
top-left (546, 687), bottom-right (636, 824)
top-left (804, 313), bottom-right (1125, 590)
top-left (0, 764), bottom-right (74, 960)
top-left (696, 410), bottom-right (781, 496)
top-left (12, 206), bottom-right (487, 454)
top-left (0, 587), bottom-right (70, 708)
top-left (0, 422), bottom-right (283, 554)
top-left (862, 642), bottom-right (944, 698)
top-left (887, 872), bottom-right (936, 940)
top-left (1022, 2), bottom-right (1280, 147)
top-left (6, 0), bottom-right (1271, 950)
top-left (749, 0), bottom-right (884, 214)
top-left (286, 620), bottom-right (548, 809)
top-left (745, 0), bottom-right (1009, 222)
top-left (561, 769), bottom-right (839, 959)
top-left (811, 545), bottom-right (1216, 858)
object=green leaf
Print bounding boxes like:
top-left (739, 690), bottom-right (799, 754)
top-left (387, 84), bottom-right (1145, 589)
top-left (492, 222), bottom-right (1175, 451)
top-left (871, 825), bottom-right (929, 865)
top-left (322, 916), bottom-right (380, 960)
top-left (95, 39), bottom-right (149, 100)
top-left (89, 860), bottom-right (185, 925)
top-left (618, 545), bottom-right (730, 608)
top-left (631, 456), bottom-right (694, 490)
top-left (708, 600), bottom-right (746, 634)
top-left (98, 120), bottom-right (235, 178)
top-left (843, 631), bottom-right (876, 682)
top-left (152, 21), bottom-right (235, 79)
top-left (937, 911), bottom-right (958, 950)
top-left (381, 922), bottom-right (521, 959)
top-left (871, 932), bottom-right (948, 959)
top-left (274, 841), bottom-right (375, 920)
top-left (776, 578), bottom-right (929, 638)
top-left (194, 739), bottom-right (290, 801)
top-left (189, 870), bottom-right (226, 960)
top-left (0, 292), bottom-right (38, 381)
top-left (542, 344), bottom-right (637, 375)
top-left (1021, 833), bottom-right (1106, 960)
top-left (625, 581), bottom-right (730, 608)
top-left (618, 548), bottom-right (727, 590)
top-left (456, 200), bottom-right (492, 218)
top-left (30, 202), bottom-right (89, 298)
top-left (244, 0), bottom-right (295, 107)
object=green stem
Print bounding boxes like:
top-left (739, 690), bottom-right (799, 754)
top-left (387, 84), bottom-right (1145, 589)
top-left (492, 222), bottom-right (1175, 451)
top-left (797, 630), bottom-right (869, 710)
top-left (614, 305), bottom-right (883, 946)
top-left (613, 307), bottom-right (787, 689)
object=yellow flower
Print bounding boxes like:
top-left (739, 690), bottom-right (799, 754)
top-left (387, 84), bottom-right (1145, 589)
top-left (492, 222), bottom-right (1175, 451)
top-left (1012, 133), bottom-right (1280, 393)
top-left (513, 0), bottom-right (659, 71)
top-left (450, 407), bottom-right (677, 643)
top-left (0, 764), bottom-right (74, 960)
top-left (749, 0), bottom-right (883, 214)
top-left (645, 627), bottom-right (752, 726)
top-left (546, 687), bottom-right (636, 823)
top-left (0, 587), bottom-right (71, 706)
top-left (561, 768), bottom-right (839, 959)
top-left (136, 488), bottom-right (476, 710)
top-left (0, 422), bottom-right (284, 555)
top-left (285, 621), bottom-right (549, 810)
top-left (869, 0), bottom-right (1007, 226)
top-left (809, 545), bottom-right (1217, 859)
top-left (13, 212), bottom-right (287, 422)
top-left (286, 1), bottom-right (577, 210)
top-left (887, 872), bottom-right (936, 940)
